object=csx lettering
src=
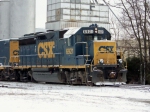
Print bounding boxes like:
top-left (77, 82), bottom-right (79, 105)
top-left (38, 42), bottom-right (55, 58)
top-left (99, 46), bottom-right (114, 53)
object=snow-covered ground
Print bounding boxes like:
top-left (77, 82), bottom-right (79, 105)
top-left (0, 82), bottom-right (150, 112)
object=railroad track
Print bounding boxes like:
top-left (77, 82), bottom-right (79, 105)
top-left (0, 85), bottom-right (8, 88)
top-left (0, 82), bottom-right (27, 89)
top-left (0, 81), bottom-right (150, 92)
top-left (120, 84), bottom-right (150, 92)
top-left (0, 83), bottom-right (9, 88)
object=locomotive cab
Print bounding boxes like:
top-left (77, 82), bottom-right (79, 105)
top-left (81, 25), bottom-right (127, 85)
top-left (58, 24), bottom-right (127, 85)
top-left (66, 24), bottom-right (125, 83)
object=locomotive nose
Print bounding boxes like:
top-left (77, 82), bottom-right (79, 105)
top-left (93, 41), bottom-right (117, 65)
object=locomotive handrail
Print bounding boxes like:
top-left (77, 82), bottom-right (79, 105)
top-left (0, 57), bottom-right (7, 67)
top-left (11, 53), bottom-right (61, 57)
top-left (90, 52), bottom-right (98, 72)
top-left (90, 50), bottom-right (124, 72)
top-left (90, 50), bottom-right (113, 72)
top-left (76, 55), bottom-right (90, 57)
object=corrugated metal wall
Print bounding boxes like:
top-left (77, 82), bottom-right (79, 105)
top-left (46, 0), bottom-right (110, 31)
top-left (10, 0), bottom-right (35, 38)
top-left (46, 21), bottom-right (110, 31)
top-left (0, 1), bottom-right (10, 39)
top-left (0, 0), bottom-right (35, 39)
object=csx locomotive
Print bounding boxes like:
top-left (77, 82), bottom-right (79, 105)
top-left (0, 24), bottom-right (127, 85)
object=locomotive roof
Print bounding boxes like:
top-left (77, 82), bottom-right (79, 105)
top-left (0, 38), bottom-right (19, 41)
top-left (19, 35), bottom-right (35, 40)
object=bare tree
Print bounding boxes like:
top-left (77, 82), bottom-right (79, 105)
top-left (106, 0), bottom-right (150, 84)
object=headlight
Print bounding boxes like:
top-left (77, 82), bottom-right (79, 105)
top-left (99, 59), bottom-right (104, 64)
top-left (118, 59), bottom-right (123, 63)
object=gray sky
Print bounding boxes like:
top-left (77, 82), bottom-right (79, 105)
top-left (36, 0), bottom-right (47, 28)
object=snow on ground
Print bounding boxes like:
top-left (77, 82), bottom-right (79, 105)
top-left (0, 82), bottom-right (150, 112)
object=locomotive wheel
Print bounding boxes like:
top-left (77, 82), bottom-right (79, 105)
top-left (67, 81), bottom-right (72, 85)
top-left (0, 71), bottom-right (3, 81)
top-left (117, 73), bottom-right (123, 83)
top-left (27, 70), bottom-right (33, 82)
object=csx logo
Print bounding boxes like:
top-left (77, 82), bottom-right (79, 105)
top-left (38, 42), bottom-right (55, 58)
top-left (13, 50), bottom-right (19, 55)
top-left (99, 46), bottom-right (114, 53)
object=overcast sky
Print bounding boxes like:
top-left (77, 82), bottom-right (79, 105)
top-left (36, 0), bottom-right (47, 28)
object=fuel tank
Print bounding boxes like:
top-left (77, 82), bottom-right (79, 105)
top-left (32, 68), bottom-right (66, 83)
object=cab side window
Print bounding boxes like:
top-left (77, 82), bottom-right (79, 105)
top-left (67, 38), bottom-right (71, 46)
top-left (76, 35), bottom-right (81, 42)
top-left (85, 35), bottom-right (93, 41)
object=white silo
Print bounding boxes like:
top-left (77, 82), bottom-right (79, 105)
top-left (0, 0), bottom-right (10, 39)
top-left (46, 0), bottom-right (110, 31)
top-left (10, 0), bottom-right (35, 38)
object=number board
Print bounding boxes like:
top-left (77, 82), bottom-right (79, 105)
top-left (98, 30), bottom-right (104, 34)
top-left (83, 29), bottom-right (104, 34)
top-left (83, 30), bottom-right (94, 34)
top-left (66, 48), bottom-right (73, 54)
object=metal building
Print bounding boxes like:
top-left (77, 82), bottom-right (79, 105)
top-left (0, 0), bottom-right (35, 39)
top-left (0, 0), bottom-right (10, 39)
top-left (10, 0), bottom-right (35, 38)
top-left (46, 0), bottom-right (109, 31)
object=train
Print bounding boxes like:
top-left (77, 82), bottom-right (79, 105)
top-left (0, 24), bottom-right (127, 86)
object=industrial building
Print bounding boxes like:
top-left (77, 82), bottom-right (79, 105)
top-left (0, 0), bottom-right (136, 62)
top-left (46, 0), bottom-right (110, 31)
top-left (0, 0), bottom-right (109, 39)
top-left (0, 0), bottom-right (35, 39)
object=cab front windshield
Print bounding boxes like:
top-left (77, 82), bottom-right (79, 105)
top-left (84, 35), bottom-right (105, 41)
top-left (75, 34), bottom-right (106, 43)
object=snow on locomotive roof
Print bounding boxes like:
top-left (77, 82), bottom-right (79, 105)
top-left (63, 27), bottom-right (81, 38)
top-left (0, 38), bottom-right (19, 41)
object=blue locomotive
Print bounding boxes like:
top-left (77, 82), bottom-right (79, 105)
top-left (0, 24), bottom-right (127, 85)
